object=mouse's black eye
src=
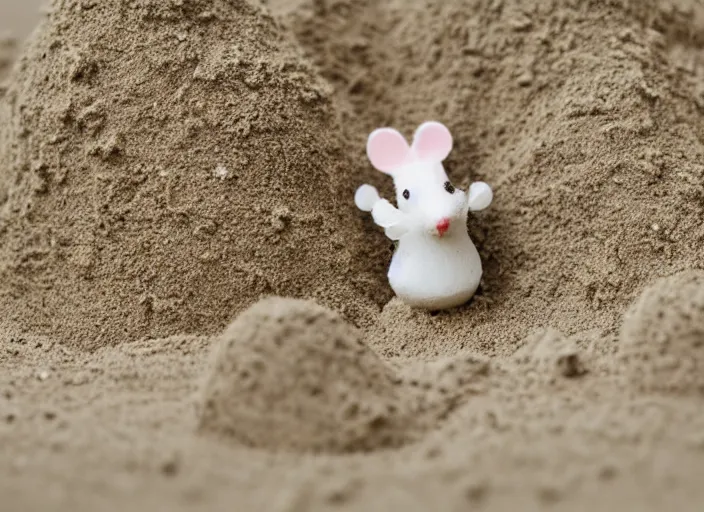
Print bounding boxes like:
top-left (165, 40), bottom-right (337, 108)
top-left (402, 189), bottom-right (410, 200)
top-left (444, 181), bottom-right (455, 194)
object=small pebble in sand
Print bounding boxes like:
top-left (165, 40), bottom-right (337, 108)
top-left (517, 71), bottom-right (534, 86)
top-left (160, 453), bottom-right (181, 477)
top-left (213, 164), bottom-right (228, 180)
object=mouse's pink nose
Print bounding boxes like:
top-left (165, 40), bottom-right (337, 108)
top-left (436, 218), bottom-right (450, 236)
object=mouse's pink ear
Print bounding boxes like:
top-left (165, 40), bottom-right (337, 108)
top-left (412, 121), bottom-right (453, 162)
top-left (366, 128), bottom-right (411, 174)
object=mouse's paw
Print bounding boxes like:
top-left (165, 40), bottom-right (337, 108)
top-left (372, 200), bottom-right (408, 240)
top-left (372, 199), bottom-right (403, 228)
top-left (468, 182), bottom-right (493, 211)
top-left (355, 185), bottom-right (408, 240)
top-left (354, 184), bottom-right (381, 212)
top-left (384, 223), bottom-right (409, 241)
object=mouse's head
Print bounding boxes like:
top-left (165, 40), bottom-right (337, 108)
top-left (366, 121), bottom-right (468, 238)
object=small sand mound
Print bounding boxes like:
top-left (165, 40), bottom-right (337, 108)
top-left (198, 297), bottom-right (413, 453)
top-left (513, 328), bottom-right (588, 379)
top-left (0, 0), bottom-right (384, 348)
top-left (620, 270), bottom-right (704, 395)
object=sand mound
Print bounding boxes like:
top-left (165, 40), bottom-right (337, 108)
top-left (198, 296), bottom-right (414, 453)
top-left (283, 0), bottom-right (704, 357)
top-left (513, 328), bottom-right (589, 379)
top-left (620, 270), bottom-right (704, 395)
top-left (0, 0), bottom-right (387, 348)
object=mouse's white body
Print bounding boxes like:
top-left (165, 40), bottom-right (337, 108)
top-left (355, 121), bottom-right (493, 311)
top-left (389, 229), bottom-right (482, 310)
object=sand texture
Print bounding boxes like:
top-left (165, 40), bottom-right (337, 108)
top-left (3, 0), bottom-right (704, 510)
top-left (0, 0), bottom-right (386, 348)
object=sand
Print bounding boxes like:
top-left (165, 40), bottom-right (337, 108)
top-left (2, 0), bottom-right (704, 510)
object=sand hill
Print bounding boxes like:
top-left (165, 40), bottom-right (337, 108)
top-left (0, 0), bottom-right (387, 349)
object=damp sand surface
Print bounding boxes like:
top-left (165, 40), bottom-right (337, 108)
top-left (3, 0), bottom-right (704, 510)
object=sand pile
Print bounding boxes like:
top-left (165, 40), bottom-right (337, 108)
top-left (621, 270), bottom-right (704, 394)
top-left (0, 0), bottom-right (388, 349)
top-left (199, 297), bottom-right (407, 452)
top-left (512, 327), bottom-right (589, 379)
top-left (282, 0), bottom-right (704, 357)
top-left (198, 296), bottom-right (482, 452)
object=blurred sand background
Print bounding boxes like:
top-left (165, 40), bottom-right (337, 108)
top-left (0, 0), bottom-right (43, 39)
top-left (0, 0), bottom-right (43, 80)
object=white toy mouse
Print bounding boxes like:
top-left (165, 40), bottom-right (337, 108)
top-left (354, 121), bottom-right (493, 310)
